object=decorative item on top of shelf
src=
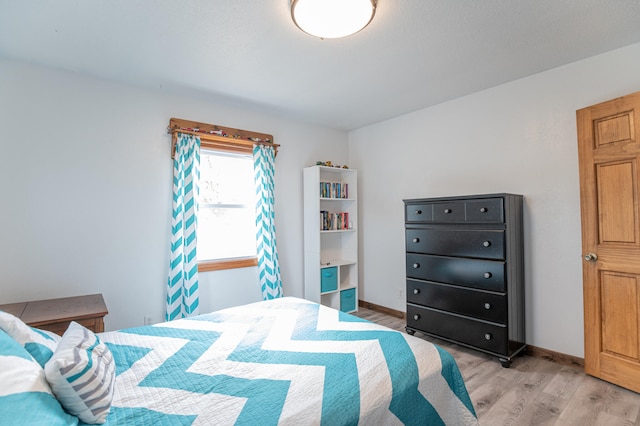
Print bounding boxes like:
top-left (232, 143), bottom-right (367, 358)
top-left (170, 125), bottom-right (272, 143)
top-left (315, 161), bottom-right (349, 169)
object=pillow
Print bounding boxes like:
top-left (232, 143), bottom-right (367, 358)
top-left (0, 329), bottom-right (79, 426)
top-left (0, 309), bottom-right (60, 367)
top-left (45, 321), bottom-right (116, 424)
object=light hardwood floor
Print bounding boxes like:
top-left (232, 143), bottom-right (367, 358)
top-left (354, 307), bottom-right (640, 425)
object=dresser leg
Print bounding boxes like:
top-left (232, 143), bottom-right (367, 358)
top-left (499, 358), bottom-right (512, 368)
top-left (405, 327), bottom-right (416, 335)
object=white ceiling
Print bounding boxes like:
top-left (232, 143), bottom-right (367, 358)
top-left (2, 1), bottom-right (640, 131)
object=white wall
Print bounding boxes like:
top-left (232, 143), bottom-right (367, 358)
top-left (4, 42), bottom-right (640, 358)
top-left (0, 59), bottom-right (348, 331)
top-left (349, 42), bottom-right (640, 358)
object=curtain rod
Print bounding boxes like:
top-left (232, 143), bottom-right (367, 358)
top-left (167, 118), bottom-right (279, 157)
top-left (168, 127), bottom-right (279, 147)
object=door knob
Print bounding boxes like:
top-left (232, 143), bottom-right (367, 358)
top-left (584, 253), bottom-right (598, 262)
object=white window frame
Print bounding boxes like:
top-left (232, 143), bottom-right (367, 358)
top-left (197, 148), bottom-right (257, 272)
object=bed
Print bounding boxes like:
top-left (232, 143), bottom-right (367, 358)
top-left (1, 297), bottom-right (478, 425)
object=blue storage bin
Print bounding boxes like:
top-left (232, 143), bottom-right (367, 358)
top-left (340, 288), bottom-right (356, 312)
top-left (320, 267), bottom-right (338, 293)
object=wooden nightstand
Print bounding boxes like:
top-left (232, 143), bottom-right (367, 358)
top-left (0, 294), bottom-right (108, 335)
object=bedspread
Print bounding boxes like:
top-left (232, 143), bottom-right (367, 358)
top-left (94, 297), bottom-right (477, 425)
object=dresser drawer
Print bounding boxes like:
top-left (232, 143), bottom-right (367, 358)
top-left (405, 203), bottom-right (433, 222)
top-left (433, 202), bottom-right (466, 222)
top-left (406, 253), bottom-right (505, 292)
top-left (406, 228), bottom-right (505, 260)
top-left (465, 198), bottom-right (504, 222)
top-left (407, 304), bottom-right (508, 355)
top-left (411, 198), bottom-right (505, 224)
top-left (406, 279), bottom-right (506, 323)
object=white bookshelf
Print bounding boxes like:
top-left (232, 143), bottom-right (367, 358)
top-left (303, 165), bottom-right (358, 313)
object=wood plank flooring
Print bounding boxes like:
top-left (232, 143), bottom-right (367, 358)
top-left (354, 307), bottom-right (640, 425)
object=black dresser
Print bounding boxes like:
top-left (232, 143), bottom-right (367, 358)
top-left (404, 194), bottom-right (525, 367)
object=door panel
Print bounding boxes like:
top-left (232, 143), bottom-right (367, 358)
top-left (600, 271), bottom-right (639, 360)
top-left (578, 91), bottom-right (640, 393)
top-left (596, 160), bottom-right (638, 244)
top-left (594, 111), bottom-right (634, 147)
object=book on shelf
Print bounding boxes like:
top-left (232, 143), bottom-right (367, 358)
top-left (320, 182), bottom-right (349, 199)
top-left (320, 211), bottom-right (350, 231)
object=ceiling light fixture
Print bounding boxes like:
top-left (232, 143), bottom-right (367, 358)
top-left (290, 0), bottom-right (377, 39)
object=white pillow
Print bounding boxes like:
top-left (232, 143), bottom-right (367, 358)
top-left (0, 310), bottom-right (60, 367)
top-left (0, 329), bottom-right (79, 426)
top-left (45, 322), bottom-right (116, 424)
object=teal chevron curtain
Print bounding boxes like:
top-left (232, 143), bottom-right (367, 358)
top-left (253, 144), bottom-right (282, 299)
top-left (166, 133), bottom-right (201, 321)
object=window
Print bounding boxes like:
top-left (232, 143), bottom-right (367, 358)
top-left (197, 149), bottom-right (257, 271)
top-left (168, 117), bottom-right (279, 272)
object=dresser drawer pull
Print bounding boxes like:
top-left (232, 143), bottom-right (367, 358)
top-left (413, 263), bottom-right (420, 269)
top-left (483, 272), bottom-right (492, 279)
top-left (414, 209), bottom-right (422, 215)
top-left (413, 288), bottom-right (420, 295)
top-left (483, 241), bottom-right (491, 247)
top-left (444, 208), bottom-right (452, 214)
top-left (413, 314), bottom-right (421, 321)
top-left (480, 207), bottom-right (488, 213)
top-left (412, 237), bottom-right (420, 243)
top-left (484, 302), bottom-right (491, 310)
top-left (484, 333), bottom-right (492, 340)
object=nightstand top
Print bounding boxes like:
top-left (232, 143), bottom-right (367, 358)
top-left (0, 294), bottom-right (108, 327)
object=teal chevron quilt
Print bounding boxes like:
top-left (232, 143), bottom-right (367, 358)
top-left (94, 297), bottom-right (478, 425)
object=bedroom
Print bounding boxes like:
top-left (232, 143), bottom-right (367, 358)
top-left (1, 1), bottom-right (640, 424)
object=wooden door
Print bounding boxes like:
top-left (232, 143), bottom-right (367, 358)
top-left (577, 91), bottom-right (640, 392)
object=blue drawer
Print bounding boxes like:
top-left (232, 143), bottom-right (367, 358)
top-left (340, 288), bottom-right (356, 312)
top-left (321, 267), bottom-right (338, 293)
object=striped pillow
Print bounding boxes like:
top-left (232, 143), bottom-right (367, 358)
top-left (44, 322), bottom-right (115, 424)
top-left (0, 329), bottom-right (78, 426)
top-left (0, 310), bottom-right (60, 367)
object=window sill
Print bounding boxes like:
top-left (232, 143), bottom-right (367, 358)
top-left (198, 257), bottom-right (258, 272)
